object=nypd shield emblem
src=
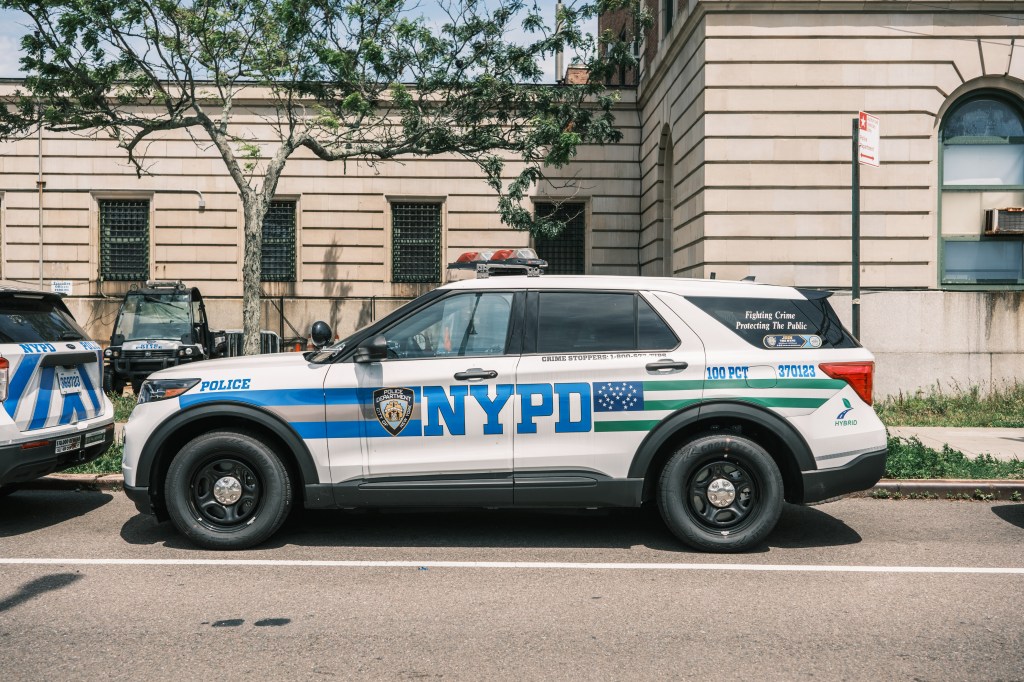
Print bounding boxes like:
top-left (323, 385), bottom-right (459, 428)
top-left (373, 387), bottom-right (414, 436)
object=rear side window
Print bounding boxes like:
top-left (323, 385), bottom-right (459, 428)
top-left (686, 294), bottom-right (858, 349)
top-left (0, 296), bottom-right (90, 344)
top-left (536, 292), bottom-right (678, 353)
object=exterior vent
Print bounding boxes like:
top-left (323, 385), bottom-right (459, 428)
top-left (984, 208), bottom-right (1024, 234)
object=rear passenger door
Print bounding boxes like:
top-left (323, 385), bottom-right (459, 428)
top-left (512, 290), bottom-right (705, 494)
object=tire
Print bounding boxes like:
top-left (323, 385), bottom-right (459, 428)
top-left (0, 484), bottom-right (17, 497)
top-left (164, 430), bottom-right (293, 550)
top-left (104, 370), bottom-right (125, 396)
top-left (130, 380), bottom-right (144, 395)
top-left (657, 433), bottom-right (784, 553)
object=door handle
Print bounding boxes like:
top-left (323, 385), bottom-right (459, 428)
top-left (454, 368), bottom-right (498, 381)
top-left (646, 359), bottom-right (689, 372)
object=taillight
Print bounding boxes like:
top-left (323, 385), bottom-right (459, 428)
top-left (0, 357), bottom-right (8, 402)
top-left (818, 361), bottom-right (873, 405)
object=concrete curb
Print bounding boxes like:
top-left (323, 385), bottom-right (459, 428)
top-left (17, 474), bottom-right (1024, 500)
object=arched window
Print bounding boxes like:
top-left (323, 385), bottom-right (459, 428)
top-left (940, 93), bottom-right (1024, 285)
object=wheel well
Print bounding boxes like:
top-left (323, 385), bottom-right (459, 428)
top-left (148, 415), bottom-right (306, 520)
top-left (640, 417), bottom-right (805, 505)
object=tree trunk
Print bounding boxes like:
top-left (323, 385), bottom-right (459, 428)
top-left (241, 197), bottom-right (265, 356)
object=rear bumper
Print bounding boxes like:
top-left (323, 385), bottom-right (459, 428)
top-left (800, 448), bottom-right (888, 504)
top-left (0, 422), bottom-right (115, 486)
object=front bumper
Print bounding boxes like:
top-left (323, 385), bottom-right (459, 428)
top-left (0, 422), bottom-right (116, 486)
top-left (800, 448), bottom-right (888, 504)
top-left (124, 483), bottom-right (154, 515)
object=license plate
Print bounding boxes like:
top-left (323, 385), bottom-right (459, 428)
top-left (84, 429), bottom-right (106, 447)
top-left (56, 434), bottom-right (82, 454)
top-left (56, 366), bottom-right (83, 395)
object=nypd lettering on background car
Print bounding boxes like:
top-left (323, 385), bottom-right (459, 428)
top-left (122, 249), bottom-right (888, 553)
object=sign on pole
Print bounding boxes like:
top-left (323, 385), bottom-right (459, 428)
top-left (857, 111), bottom-right (880, 167)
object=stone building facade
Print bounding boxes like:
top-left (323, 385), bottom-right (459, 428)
top-left (3, 1), bottom-right (1024, 396)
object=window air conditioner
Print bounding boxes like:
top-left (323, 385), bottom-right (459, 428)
top-left (984, 208), bottom-right (1024, 235)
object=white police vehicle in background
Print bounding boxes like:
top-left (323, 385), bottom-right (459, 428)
top-left (0, 283), bottom-right (115, 493)
top-left (122, 249), bottom-right (887, 552)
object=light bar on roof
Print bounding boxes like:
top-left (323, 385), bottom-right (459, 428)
top-left (447, 248), bottom-right (548, 278)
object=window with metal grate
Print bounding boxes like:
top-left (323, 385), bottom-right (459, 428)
top-left (392, 203), bottom-right (441, 283)
top-left (262, 201), bottom-right (297, 282)
top-left (99, 200), bottom-right (149, 281)
top-left (534, 202), bottom-right (586, 275)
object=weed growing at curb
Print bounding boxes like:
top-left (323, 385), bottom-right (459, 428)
top-left (876, 382), bottom-right (1024, 428)
top-left (108, 393), bottom-right (138, 422)
top-left (1012, 491), bottom-right (1023, 502)
top-left (885, 436), bottom-right (1024, 479)
top-left (65, 441), bottom-right (123, 475)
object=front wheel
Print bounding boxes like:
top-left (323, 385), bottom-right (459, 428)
top-left (657, 433), bottom-right (783, 553)
top-left (165, 431), bottom-right (293, 550)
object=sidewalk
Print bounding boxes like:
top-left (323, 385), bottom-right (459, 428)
top-left (888, 426), bottom-right (1024, 462)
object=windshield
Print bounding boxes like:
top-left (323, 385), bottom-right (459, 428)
top-left (0, 295), bottom-right (90, 344)
top-left (114, 292), bottom-right (191, 341)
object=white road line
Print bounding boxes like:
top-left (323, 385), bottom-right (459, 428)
top-left (0, 558), bottom-right (1022, 574)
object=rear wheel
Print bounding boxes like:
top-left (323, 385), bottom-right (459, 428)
top-left (165, 430), bottom-right (293, 550)
top-left (657, 433), bottom-right (783, 553)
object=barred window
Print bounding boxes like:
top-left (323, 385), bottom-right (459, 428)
top-left (534, 202), bottom-right (586, 275)
top-left (392, 203), bottom-right (441, 283)
top-left (99, 200), bottom-right (149, 281)
top-left (262, 201), bottom-right (297, 282)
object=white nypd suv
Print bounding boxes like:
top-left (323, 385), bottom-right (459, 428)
top-left (1, 284), bottom-right (115, 492)
top-left (123, 252), bottom-right (887, 552)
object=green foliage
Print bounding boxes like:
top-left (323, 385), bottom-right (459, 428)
top-left (0, 0), bottom-right (652, 239)
top-left (66, 440), bottom-right (123, 475)
top-left (885, 436), bottom-right (1024, 480)
top-left (108, 392), bottom-right (137, 422)
top-left (876, 383), bottom-right (1024, 428)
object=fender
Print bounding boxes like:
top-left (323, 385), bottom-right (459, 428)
top-left (134, 402), bottom-right (320, 488)
top-left (627, 400), bottom-right (817, 479)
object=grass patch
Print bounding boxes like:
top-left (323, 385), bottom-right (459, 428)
top-left (876, 383), bottom-right (1024, 427)
top-left (65, 441), bottom-right (123, 475)
top-left (886, 436), bottom-right (1024, 480)
top-left (108, 393), bottom-right (137, 422)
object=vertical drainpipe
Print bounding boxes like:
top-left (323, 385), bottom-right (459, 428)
top-left (555, 1), bottom-right (564, 83)
top-left (36, 109), bottom-right (44, 290)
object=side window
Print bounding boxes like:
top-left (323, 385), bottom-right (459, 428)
top-left (383, 292), bottom-right (513, 359)
top-left (262, 200), bottom-right (297, 282)
top-left (536, 292), bottom-right (677, 353)
top-left (99, 199), bottom-right (149, 281)
top-left (686, 295), bottom-right (859, 349)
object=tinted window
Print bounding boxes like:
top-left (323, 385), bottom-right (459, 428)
top-left (0, 296), bottom-right (90, 343)
top-left (638, 297), bottom-right (679, 350)
top-left (384, 292), bottom-right (513, 359)
top-left (686, 294), bottom-right (858, 349)
top-left (536, 292), bottom-right (677, 353)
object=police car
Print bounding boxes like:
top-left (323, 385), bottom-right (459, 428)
top-left (122, 249), bottom-right (887, 552)
top-left (0, 284), bottom-right (115, 493)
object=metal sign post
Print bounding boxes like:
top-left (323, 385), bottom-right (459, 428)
top-left (851, 118), bottom-right (861, 339)
top-left (851, 111), bottom-right (879, 340)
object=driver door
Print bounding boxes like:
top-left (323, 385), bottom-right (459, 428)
top-left (327, 290), bottom-right (522, 505)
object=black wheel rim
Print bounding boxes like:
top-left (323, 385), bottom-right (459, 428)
top-left (187, 457), bottom-right (262, 531)
top-left (684, 458), bottom-right (759, 531)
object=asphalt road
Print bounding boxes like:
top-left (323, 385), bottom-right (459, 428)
top-left (0, 491), bottom-right (1022, 681)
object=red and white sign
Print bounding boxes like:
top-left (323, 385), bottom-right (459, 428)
top-left (858, 111), bottom-right (880, 167)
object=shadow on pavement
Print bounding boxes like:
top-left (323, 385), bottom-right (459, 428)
top-left (0, 490), bottom-right (112, 538)
top-left (0, 573), bottom-right (83, 613)
top-left (991, 503), bottom-right (1024, 530)
top-left (119, 501), bottom-right (860, 553)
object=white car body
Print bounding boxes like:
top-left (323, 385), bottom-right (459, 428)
top-left (124, 275), bottom-right (887, 530)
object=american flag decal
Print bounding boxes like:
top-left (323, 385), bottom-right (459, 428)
top-left (594, 381), bottom-right (645, 412)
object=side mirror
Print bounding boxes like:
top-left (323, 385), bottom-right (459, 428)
top-left (111, 333), bottom-right (125, 346)
top-left (180, 333), bottom-right (192, 344)
top-left (310, 321), bottom-right (333, 349)
top-left (354, 334), bottom-right (387, 363)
